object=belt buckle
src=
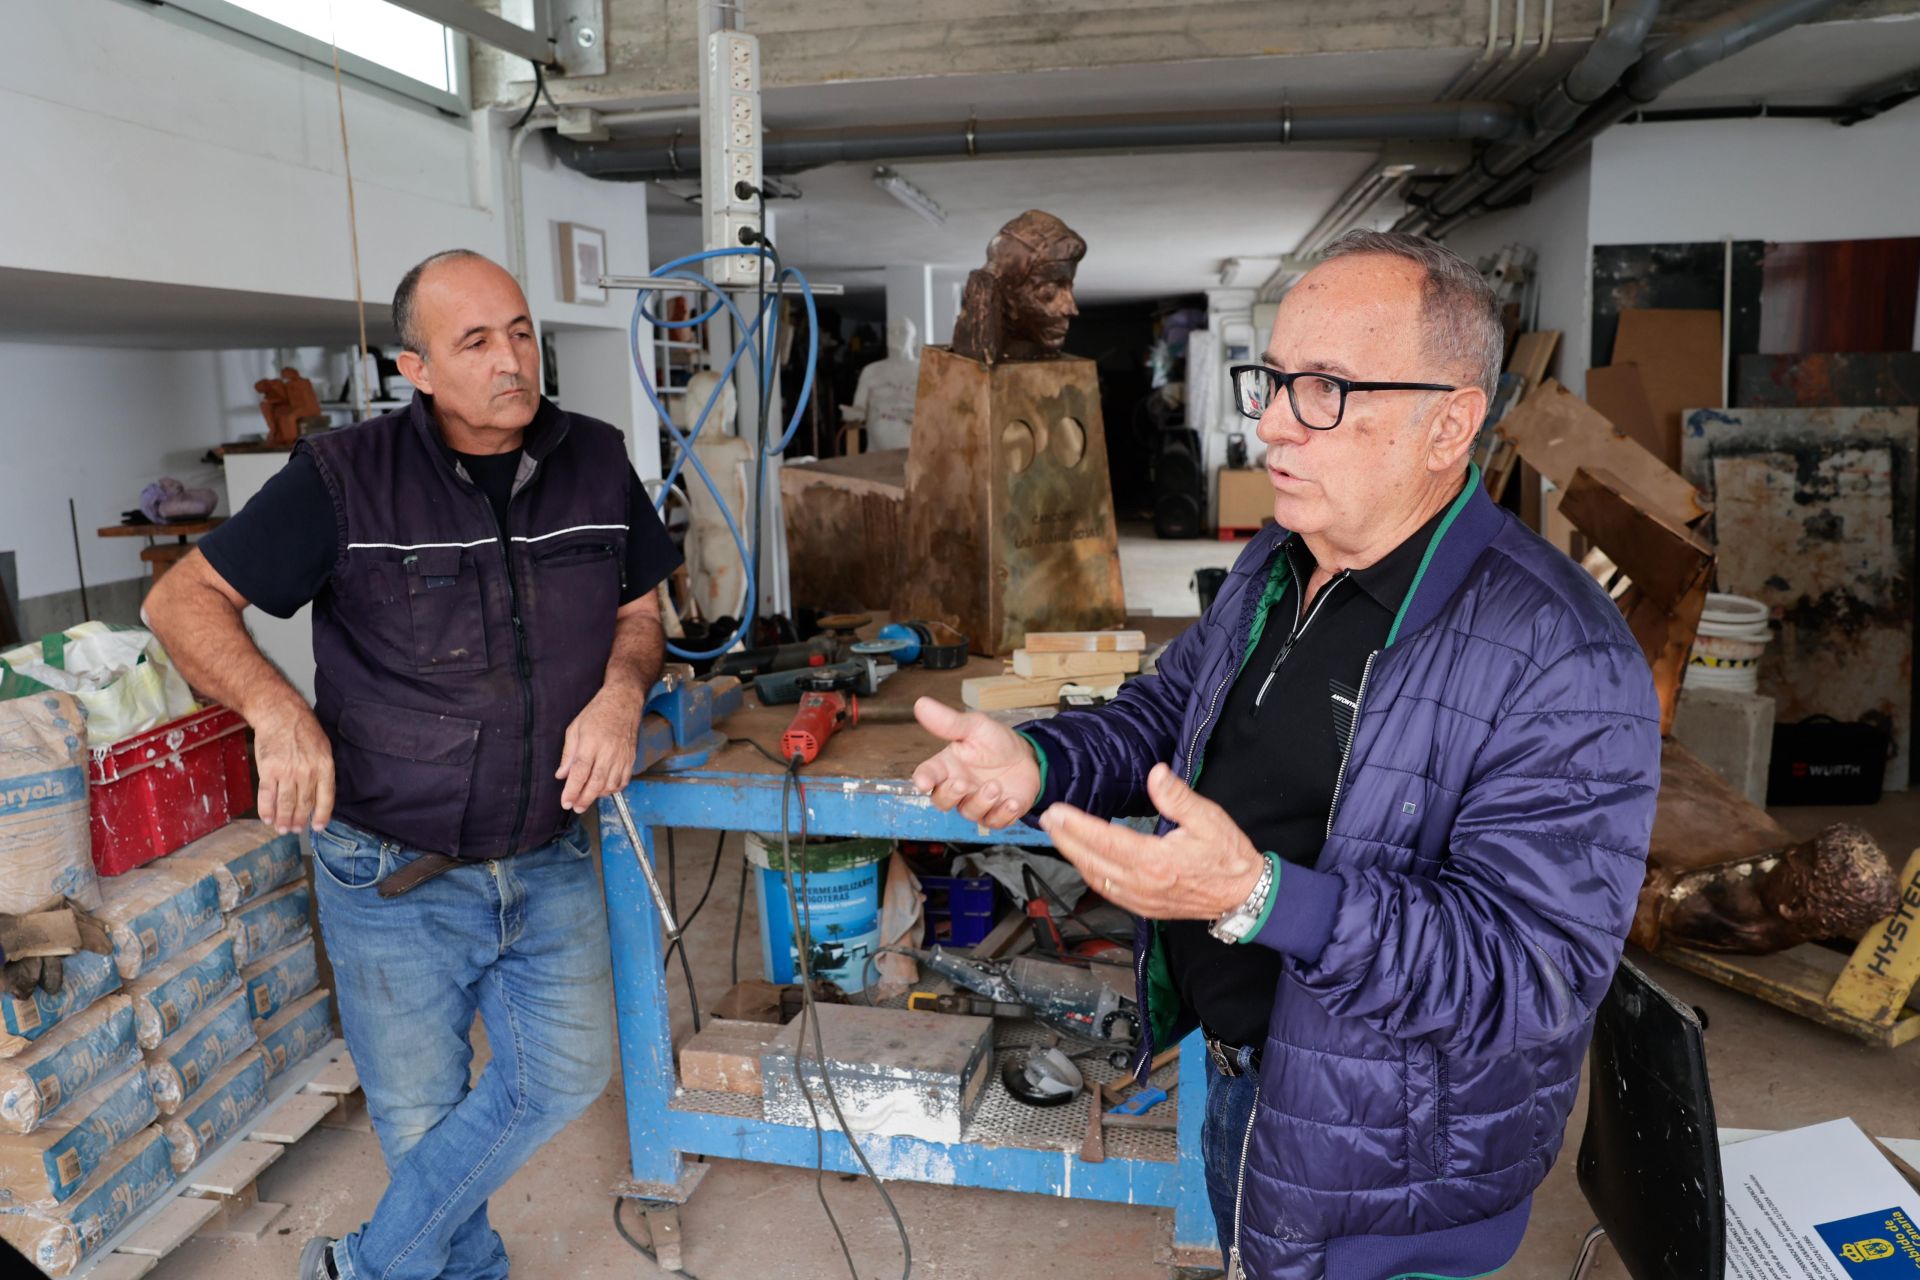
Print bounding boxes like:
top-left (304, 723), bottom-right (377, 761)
top-left (1206, 1034), bottom-right (1238, 1078)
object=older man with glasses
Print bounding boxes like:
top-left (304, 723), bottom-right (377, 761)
top-left (911, 229), bottom-right (1661, 1280)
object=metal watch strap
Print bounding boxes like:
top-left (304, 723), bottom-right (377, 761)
top-left (1209, 852), bottom-right (1278, 944)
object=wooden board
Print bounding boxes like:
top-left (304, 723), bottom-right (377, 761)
top-left (250, 1093), bottom-right (337, 1145)
top-left (1498, 380), bottom-right (1705, 530)
top-left (1507, 330), bottom-right (1560, 389)
top-left (194, 1197), bottom-right (286, 1242)
top-left (1657, 942), bottom-right (1920, 1049)
top-left (1560, 466), bottom-right (1715, 736)
top-left (1584, 365), bottom-right (1665, 462)
top-left (89, 1255), bottom-right (157, 1280)
top-left (961, 674), bottom-right (1071, 711)
top-left (1827, 847), bottom-right (1920, 1027)
top-left (1682, 406), bottom-right (1918, 790)
top-left (301, 1050), bottom-right (360, 1096)
top-left (1011, 649), bottom-right (1141, 680)
top-left (1612, 309), bottom-right (1723, 469)
top-left (678, 1019), bottom-right (786, 1095)
top-left (1022, 630), bottom-right (1146, 654)
top-left (117, 1197), bottom-right (221, 1257)
top-left (186, 1140), bottom-right (281, 1197)
top-left (1650, 739), bottom-right (1794, 873)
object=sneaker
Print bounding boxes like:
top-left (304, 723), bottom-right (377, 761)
top-left (298, 1237), bottom-right (337, 1280)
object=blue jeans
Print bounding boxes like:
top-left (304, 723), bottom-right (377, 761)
top-left (310, 818), bottom-right (615, 1280)
top-left (1201, 1046), bottom-right (1261, 1270)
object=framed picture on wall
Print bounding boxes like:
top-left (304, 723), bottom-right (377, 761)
top-left (558, 222), bottom-right (608, 305)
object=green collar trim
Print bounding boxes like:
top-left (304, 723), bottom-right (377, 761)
top-left (1384, 463), bottom-right (1480, 650)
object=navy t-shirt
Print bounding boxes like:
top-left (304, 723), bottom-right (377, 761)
top-left (203, 445), bottom-right (680, 619)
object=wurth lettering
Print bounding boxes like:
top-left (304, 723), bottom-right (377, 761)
top-left (1867, 872), bottom-right (1920, 978)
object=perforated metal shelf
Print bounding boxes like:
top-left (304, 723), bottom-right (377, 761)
top-left (669, 1014), bottom-right (1179, 1164)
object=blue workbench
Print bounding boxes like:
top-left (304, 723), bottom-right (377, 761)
top-left (599, 752), bottom-right (1217, 1262)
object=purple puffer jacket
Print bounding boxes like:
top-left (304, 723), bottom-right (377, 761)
top-left (1020, 475), bottom-right (1660, 1280)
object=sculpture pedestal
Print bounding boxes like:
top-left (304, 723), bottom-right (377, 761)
top-left (898, 347), bottom-right (1124, 656)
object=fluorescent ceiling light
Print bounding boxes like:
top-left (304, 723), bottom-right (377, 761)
top-left (872, 166), bottom-right (947, 226)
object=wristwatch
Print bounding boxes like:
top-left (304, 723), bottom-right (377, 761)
top-left (1209, 852), bottom-right (1280, 945)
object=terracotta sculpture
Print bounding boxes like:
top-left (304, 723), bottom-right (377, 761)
top-left (1632, 822), bottom-right (1899, 954)
top-left (255, 378), bottom-right (299, 446)
top-left (950, 210), bottom-right (1086, 364)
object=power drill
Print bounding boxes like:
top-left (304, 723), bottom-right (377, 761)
top-left (780, 671), bottom-right (859, 765)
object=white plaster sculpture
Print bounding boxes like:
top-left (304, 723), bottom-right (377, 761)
top-left (842, 316), bottom-right (922, 453)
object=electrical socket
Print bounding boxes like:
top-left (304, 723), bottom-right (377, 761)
top-left (731, 95), bottom-right (752, 123)
top-left (730, 152), bottom-right (757, 193)
top-left (731, 120), bottom-right (753, 148)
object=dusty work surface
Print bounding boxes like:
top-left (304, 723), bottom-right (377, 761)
top-left (707, 614), bottom-right (1189, 783)
top-left (135, 783), bottom-right (1920, 1278)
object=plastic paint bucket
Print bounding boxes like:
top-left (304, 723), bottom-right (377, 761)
top-left (1684, 593), bottom-right (1770, 695)
top-left (746, 834), bottom-right (890, 993)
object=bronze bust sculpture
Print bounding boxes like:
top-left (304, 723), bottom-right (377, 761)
top-left (950, 210), bottom-right (1087, 364)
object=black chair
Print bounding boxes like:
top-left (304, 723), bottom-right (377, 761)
top-left (1568, 957), bottom-right (1724, 1280)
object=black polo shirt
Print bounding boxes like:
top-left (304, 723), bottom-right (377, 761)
top-left (1161, 502), bottom-right (1449, 1049)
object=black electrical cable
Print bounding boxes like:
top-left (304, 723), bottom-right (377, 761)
top-left (665, 830), bottom-right (729, 945)
top-left (779, 759), bottom-right (914, 1280)
top-left (511, 61), bottom-right (547, 130)
top-left (746, 190), bottom-right (776, 638)
top-left (613, 1196), bottom-right (699, 1278)
top-left (730, 856), bottom-right (749, 987)
top-left (666, 829), bottom-right (680, 916)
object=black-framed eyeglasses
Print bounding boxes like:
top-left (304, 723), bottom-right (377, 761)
top-left (1228, 364), bottom-right (1456, 431)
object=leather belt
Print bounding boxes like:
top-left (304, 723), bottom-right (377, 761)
top-left (1204, 1029), bottom-right (1262, 1079)
top-left (375, 853), bottom-right (463, 899)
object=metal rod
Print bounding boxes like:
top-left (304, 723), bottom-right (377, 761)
top-left (68, 498), bottom-right (91, 622)
top-left (611, 791), bottom-right (683, 943)
top-left (599, 274), bottom-right (845, 296)
top-left (382, 0), bottom-right (555, 67)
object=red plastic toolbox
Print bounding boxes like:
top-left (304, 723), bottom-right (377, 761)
top-left (88, 706), bottom-right (254, 876)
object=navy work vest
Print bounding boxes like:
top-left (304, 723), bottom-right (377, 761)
top-left (299, 394), bottom-right (631, 859)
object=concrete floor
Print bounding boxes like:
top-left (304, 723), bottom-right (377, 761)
top-left (146, 803), bottom-right (1920, 1280)
top-left (148, 530), bottom-right (1920, 1279)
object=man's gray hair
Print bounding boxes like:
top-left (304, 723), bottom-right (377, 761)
top-left (1319, 229), bottom-right (1505, 401)
top-left (392, 248), bottom-right (490, 356)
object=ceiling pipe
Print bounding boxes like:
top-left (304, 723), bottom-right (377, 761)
top-left (1455, 0), bottom-right (1526, 102)
top-left (549, 101), bottom-right (1525, 182)
top-left (1438, 0), bottom-right (1507, 101)
top-left (1425, 0), bottom-right (1849, 236)
top-left (1482, 0), bottom-right (1553, 101)
top-left (1400, 0), bottom-right (1660, 231)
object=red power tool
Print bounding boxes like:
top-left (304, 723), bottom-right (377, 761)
top-left (781, 672), bottom-right (860, 764)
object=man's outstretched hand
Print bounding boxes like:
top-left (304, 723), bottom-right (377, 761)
top-left (910, 697), bottom-right (1042, 830)
top-left (1040, 763), bottom-right (1264, 920)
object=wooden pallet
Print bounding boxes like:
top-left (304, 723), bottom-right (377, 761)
top-left (69, 1039), bottom-right (362, 1277)
top-left (1658, 848), bottom-right (1920, 1049)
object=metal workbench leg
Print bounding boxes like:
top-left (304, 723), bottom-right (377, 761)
top-left (599, 790), bottom-right (705, 1202)
top-left (1170, 1028), bottom-right (1222, 1265)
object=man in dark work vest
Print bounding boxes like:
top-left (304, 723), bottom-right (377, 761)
top-left (145, 250), bottom-right (681, 1280)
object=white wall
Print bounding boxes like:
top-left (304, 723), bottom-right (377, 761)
top-left (1443, 151), bottom-right (1594, 396)
top-left (1588, 116), bottom-right (1920, 248)
top-left (0, 0), bottom-right (659, 607)
top-left (0, 343), bottom-right (232, 598)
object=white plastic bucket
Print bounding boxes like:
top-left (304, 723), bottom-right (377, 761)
top-left (1685, 593), bottom-right (1770, 694)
